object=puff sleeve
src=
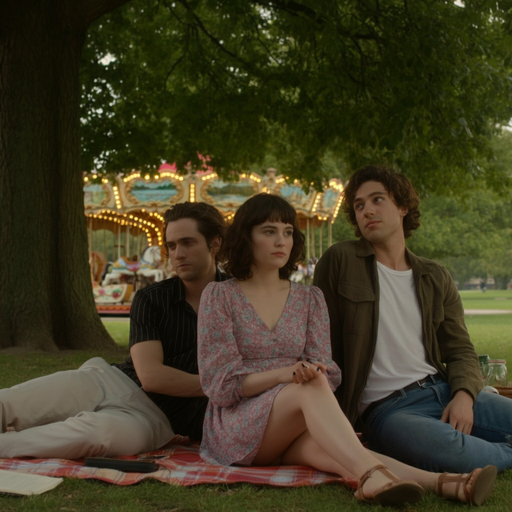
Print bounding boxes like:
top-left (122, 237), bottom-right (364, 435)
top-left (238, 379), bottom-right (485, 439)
top-left (304, 286), bottom-right (342, 391)
top-left (198, 281), bottom-right (251, 407)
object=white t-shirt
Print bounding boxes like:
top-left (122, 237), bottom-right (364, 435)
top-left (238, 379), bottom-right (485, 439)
top-left (358, 261), bottom-right (437, 415)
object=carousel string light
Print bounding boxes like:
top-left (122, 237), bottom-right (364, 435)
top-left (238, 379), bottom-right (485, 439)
top-left (312, 192), bottom-right (322, 212)
top-left (113, 186), bottom-right (122, 210)
top-left (86, 209), bottom-right (163, 247)
top-left (149, 212), bottom-right (164, 222)
top-left (328, 179), bottom-right (344, 192)
top-left (123, 173), bottom-right (141, 182)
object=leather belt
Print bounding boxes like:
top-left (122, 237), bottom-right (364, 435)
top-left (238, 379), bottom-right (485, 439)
top-left (360, 374), bottom-right (442, 424)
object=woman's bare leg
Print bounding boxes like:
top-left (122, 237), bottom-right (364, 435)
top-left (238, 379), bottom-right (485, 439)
top-left (369, 450), bottom-right (439, 490)
top-left (280, 429), bottom-right (443, 490)
top-left (281, 429), bottom-right (483, 501)
top-left (281, 430), bottom-right (357, 478)
top-left (253, 378), bottom-right (486, 502)
top-left (252, 376), bottom-right (418, 498)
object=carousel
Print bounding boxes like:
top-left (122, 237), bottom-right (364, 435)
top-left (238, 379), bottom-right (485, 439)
top-left (85, 165), bottom-right (344, 314)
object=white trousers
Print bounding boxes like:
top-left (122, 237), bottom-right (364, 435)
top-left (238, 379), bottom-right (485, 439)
top-left (0, 357), bottom-right (174, 459)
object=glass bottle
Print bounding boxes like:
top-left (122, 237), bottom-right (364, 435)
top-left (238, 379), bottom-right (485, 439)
top-left (486, 359), bottom-right (509, 388)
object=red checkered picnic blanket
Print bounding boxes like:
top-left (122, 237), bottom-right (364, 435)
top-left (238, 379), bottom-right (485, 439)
top-left (0, 437), bottom-right (357, 489)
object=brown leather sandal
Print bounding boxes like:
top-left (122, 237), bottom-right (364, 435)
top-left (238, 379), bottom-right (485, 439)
top-left (355, 464), bottom-right (424, 506)
top-left (437, 465), bottom-right (497, 506)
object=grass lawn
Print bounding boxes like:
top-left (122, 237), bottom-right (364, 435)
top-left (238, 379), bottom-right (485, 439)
top-left (459, 289), bottom-right (512, 311)
top-left (458, 289), bottom-right (512, 362)
top-left (1, 315), bottom-right (512, 510)
top-left (102, 319), bottom-right (130, 347)
top-left (465, 315), bottom-right (512, 363)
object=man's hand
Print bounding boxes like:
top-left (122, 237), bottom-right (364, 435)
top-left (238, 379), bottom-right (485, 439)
top-left (440, 389), bottom-right (474, 434)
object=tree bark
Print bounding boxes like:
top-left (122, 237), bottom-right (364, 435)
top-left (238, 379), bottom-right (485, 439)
top-left (0, 0), bottom-right (129, 350)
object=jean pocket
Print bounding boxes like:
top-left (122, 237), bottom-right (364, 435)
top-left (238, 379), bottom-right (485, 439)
top-left (429, 380), bottom-right (451, 409)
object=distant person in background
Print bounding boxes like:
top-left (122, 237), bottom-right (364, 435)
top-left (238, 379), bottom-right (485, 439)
top-left (479, 278), bottom-right (486, 292)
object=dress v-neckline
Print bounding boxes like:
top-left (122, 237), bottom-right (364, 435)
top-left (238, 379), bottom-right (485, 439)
top-left (233, 279), bottom-right (293, 333)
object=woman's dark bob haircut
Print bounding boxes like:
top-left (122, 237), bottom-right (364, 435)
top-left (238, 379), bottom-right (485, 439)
top-left (222, 193), bottom-right (305, 280)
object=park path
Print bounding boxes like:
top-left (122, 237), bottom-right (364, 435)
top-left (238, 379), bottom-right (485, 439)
top-left (465, 309), bottom-right (512, 315)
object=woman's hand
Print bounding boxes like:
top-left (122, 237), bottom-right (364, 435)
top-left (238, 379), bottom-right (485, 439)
top-left (243, 360), bottom-right (330, 396)
top-left (289, 360), bottom-right (327, 384)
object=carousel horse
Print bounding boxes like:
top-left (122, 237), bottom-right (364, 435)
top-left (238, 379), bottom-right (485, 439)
top-left (89, 251), bottom-right (107, 284)
top-left (101, 246), bottom-right (164, 288)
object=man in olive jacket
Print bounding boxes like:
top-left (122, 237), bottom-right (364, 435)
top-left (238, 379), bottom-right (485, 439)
top-left (314, 165), bottom-right (512, 473)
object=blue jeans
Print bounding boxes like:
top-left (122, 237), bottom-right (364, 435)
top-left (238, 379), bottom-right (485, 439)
top-left (362, 378), bottom-right (512, 473)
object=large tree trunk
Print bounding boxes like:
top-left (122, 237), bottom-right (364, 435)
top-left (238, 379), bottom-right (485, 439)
top-left (0, 0), bottom-right (129, 350)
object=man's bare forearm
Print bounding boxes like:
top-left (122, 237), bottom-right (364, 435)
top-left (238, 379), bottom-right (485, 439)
top-left (130, 339), bottom-right (205, 397)
top-left (139, 365), bottom-right (204, 397)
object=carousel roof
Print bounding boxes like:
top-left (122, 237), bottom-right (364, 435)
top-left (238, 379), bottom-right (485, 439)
top-left (84, 167), bottom-right (344, 246)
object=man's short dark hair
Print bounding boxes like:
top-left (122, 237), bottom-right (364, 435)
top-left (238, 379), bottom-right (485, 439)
top-left (342, 165), bottom-right (421, 239)
top-left (163, 202), bottom-right (226, 261)
top-left (222, 193), bottom-right (305, 280)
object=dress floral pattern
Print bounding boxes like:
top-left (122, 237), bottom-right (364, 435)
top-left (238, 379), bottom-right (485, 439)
top-left (197, 278), bottom-right (341, 466)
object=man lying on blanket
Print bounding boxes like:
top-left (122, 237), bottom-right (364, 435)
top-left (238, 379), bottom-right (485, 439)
top-left (0, 202), bottom-right (226, 460)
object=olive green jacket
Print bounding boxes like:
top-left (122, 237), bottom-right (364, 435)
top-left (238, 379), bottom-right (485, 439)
top-left (313, 238), bottom-right (482, 426)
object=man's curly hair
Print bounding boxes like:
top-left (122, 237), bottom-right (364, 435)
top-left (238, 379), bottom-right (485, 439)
top-left (342, 165), bottom-right (421, 239)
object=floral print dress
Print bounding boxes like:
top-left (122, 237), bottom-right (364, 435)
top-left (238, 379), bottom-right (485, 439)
top-left (197, 279), bottom-right (341, 466)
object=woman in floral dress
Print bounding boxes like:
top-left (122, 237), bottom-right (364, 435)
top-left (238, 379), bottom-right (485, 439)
top-left (197, 193), bottom-right (496, 506)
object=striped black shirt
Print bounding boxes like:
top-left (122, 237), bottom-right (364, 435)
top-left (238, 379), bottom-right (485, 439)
top-left (116, 269), bottom-right (226, 440)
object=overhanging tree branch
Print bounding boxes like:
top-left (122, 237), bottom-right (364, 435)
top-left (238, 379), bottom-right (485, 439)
top-left (176, 0), bottom-right (247, 64)
top-left (253, 0), bottom-right (325, 24)
top-left (84, 0), bottom-right (132, 25)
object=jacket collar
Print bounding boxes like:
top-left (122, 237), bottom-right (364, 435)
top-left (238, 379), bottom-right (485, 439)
top-left (355, 237), bottom-right (375, 258)
top-left (355, 237), bottom-right (431, 275)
